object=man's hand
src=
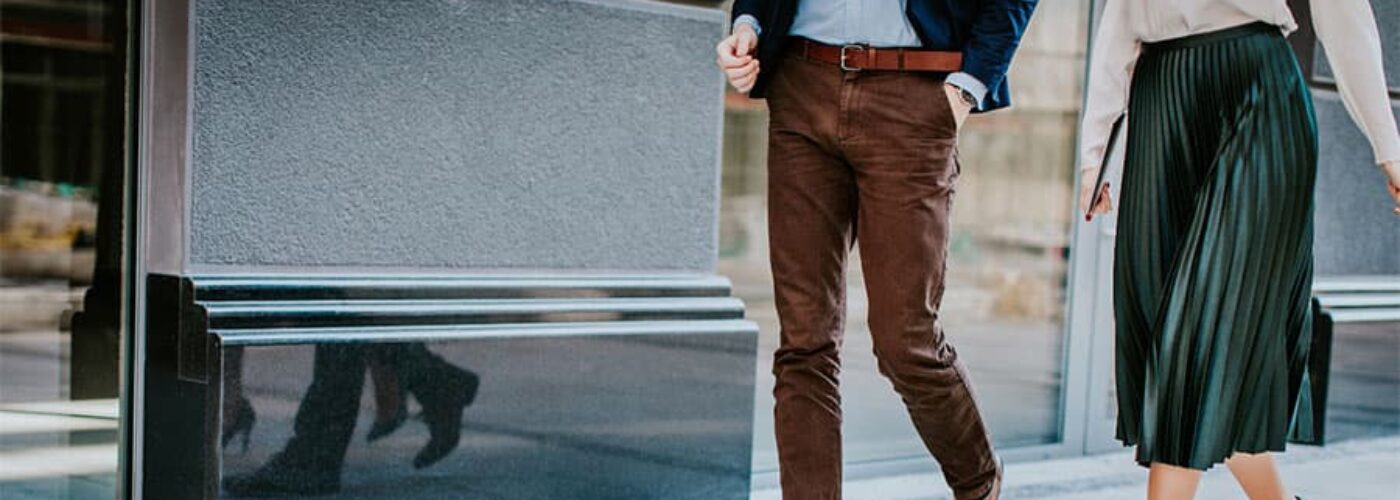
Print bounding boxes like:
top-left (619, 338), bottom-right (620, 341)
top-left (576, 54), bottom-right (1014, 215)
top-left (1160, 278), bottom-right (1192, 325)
top-left (717, 23), bottom-right (759, 93)
top-left (943, 84), bottom-right (974, 128)
top-left (1079, 165), bottom-right (1113, 221)
top-left (1382, 160), bottom-right (1400, 216)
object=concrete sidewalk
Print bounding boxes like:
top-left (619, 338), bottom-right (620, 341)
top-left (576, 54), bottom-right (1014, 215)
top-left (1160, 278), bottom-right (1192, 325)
top-left (752, 436), bottom-right (1400, 500)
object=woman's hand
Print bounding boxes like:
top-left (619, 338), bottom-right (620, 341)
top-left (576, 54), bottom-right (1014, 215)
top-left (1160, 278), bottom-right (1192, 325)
top-left (1080, 166), bottom-right (1114, 221)
top-left (1383, 160), bottom-right (1400, 216)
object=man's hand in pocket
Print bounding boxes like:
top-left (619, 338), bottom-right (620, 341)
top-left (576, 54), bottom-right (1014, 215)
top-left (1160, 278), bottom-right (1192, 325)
top-left (943, 84), bottom-right (974, 129)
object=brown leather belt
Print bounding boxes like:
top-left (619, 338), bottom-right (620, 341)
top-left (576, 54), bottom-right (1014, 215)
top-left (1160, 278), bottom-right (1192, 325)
top-left (795, 38), bottom-right (962, 72)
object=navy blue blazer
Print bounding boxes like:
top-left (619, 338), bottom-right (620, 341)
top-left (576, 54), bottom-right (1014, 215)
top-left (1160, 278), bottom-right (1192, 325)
top-left (730, 0), bottom-right (1037, 112)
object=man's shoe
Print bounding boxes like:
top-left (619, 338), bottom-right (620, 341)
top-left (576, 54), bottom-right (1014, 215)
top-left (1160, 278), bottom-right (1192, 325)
top-left (980, 457), bottom-right (1004, 500)
top-left (222, 461), bottom-right (340, 497)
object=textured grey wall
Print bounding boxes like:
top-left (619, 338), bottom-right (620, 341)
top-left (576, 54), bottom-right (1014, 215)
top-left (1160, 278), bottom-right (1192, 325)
top-left (1310, 0), bottom-right (1400, 276)
top-left (1311, 94), bottom-right (1400, 275)
top-left (190, 0), bottom-right (725, 272)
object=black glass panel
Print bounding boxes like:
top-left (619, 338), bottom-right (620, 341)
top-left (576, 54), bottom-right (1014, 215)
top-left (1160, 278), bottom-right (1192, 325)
top-left (1325, 322), bottom-right (1400, 441)
top-left (218, 333), bottom-right (754, 500)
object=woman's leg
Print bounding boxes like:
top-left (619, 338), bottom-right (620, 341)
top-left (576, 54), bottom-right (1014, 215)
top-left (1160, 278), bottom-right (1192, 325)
top-left (368, 353), bottom-right (405, 423)
top-left (1148, 463), bottom-right (1202, 500)
top-left (1225, 452), bottom-right (1291, 500)
top-left (222, 347), bottom-right (244, 428)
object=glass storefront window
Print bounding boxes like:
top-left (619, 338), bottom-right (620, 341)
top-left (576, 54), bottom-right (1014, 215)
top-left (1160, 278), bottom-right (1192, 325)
top-left (717, 0), bottom-right (1092, 472)
top-left (0, 0), bottom-right (130, 497)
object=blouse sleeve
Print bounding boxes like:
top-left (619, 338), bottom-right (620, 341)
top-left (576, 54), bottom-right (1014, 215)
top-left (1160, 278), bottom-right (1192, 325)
top-left (1310, 0), bottom-right (1400, 165)
top-left (1078, 0), bottom-right (1142, 172)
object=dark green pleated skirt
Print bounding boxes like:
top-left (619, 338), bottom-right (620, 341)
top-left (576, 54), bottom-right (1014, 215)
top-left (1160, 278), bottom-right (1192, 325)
top-left (1114, 22), bottom-right (1319, 470)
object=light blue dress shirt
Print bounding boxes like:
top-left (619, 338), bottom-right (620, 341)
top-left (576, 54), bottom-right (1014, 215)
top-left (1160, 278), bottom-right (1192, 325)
top-left (791, 0), bottom-right (921, 48)
top-left (734, 1), bottom-right (988, 108)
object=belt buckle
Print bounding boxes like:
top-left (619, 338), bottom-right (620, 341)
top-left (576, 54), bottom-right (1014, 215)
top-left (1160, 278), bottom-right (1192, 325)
top-left (839, 44), bottom-right (866, 72)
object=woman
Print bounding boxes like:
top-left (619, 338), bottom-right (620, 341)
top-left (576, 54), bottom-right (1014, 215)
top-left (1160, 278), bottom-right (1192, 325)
top-left (1077, 1), bottom-right (1400, 499)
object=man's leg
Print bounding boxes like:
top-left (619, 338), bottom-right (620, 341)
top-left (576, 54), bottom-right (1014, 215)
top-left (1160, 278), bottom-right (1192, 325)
top-left (845, 73), bottom-right (998, 500)
top-left (766, 56), bottom-right (855, 500)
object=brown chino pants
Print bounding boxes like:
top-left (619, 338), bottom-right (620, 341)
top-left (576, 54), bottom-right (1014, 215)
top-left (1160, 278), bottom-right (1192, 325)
top-left (765, 50), bottom-right (997, 500)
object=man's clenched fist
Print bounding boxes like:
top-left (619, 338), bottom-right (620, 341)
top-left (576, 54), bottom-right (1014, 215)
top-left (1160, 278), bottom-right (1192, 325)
top-left (717, 23), bottom-right (760, 93)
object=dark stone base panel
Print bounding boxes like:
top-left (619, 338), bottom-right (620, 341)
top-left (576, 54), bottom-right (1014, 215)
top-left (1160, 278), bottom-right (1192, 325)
top-left (217, 332), bottom-right (756, 500)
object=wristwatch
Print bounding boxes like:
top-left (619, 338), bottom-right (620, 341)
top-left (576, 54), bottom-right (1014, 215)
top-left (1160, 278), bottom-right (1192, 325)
top-left (952, 85), bottom-right (978, 108)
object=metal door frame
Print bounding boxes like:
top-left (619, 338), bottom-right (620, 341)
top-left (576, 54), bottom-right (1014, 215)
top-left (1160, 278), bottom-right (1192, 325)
top-left (128, 0), bottom-right (195, 497)
top-left (1069, 0), bottom-right (1130, 455)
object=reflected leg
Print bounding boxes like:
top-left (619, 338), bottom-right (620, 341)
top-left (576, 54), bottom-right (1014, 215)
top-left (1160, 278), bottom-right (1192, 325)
top-left (282, 344), bottom-right (368, 472)
top-left (221, 347), bottom-right (255, 452)
top-left (224, 344), bottom-right (367, 496)
top-left (365, 351), bottom-right (408, 443)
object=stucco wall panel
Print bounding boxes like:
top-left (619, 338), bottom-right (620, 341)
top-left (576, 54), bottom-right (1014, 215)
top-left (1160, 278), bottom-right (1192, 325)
top-left (190, 0), bottom-right (725, 271)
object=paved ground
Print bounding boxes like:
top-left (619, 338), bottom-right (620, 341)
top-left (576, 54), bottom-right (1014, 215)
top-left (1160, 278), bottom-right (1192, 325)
top-left (8, 423), bottom-right (1398, 499)
top-left (751, 436), bottom-right (1400, 500)
top-left (2, 277), bottom-right (1396, 499)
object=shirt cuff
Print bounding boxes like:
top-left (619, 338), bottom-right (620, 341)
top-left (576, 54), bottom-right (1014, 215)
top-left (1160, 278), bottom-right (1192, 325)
top-left (733, 14), bottom-right (761, 36)
top-left (945, 72), bottom-right (988, 110)
top-left (1375, 136), bottom-right (1400, 166)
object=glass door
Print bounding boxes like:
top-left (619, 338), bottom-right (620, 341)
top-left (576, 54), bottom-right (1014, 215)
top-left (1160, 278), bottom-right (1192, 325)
top-left (0, 0), bottom-right (132, 497)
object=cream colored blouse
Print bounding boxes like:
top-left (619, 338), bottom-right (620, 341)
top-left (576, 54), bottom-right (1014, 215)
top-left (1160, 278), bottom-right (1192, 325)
top-left (1078, 0), bottom-right (1400, 172)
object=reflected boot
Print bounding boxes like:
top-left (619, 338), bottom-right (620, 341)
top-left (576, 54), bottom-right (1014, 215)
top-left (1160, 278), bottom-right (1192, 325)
top-left (222, 452), bottom-right (339, 497)
top-left (394, 345), bottom-right (480, 469)
top-left (413, 363), bottom-right (479, 469)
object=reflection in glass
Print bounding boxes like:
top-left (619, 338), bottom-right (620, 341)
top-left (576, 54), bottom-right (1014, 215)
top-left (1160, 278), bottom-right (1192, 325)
top-left (222, 343), bottom-right (481, 496)
top-left (219, 334), bottom-right (754, 499)
top-left (1323, 323), bottom-right (1400, 442)
top-left (0, 0), bottom-right (129, 498)
top-left (718, 0), bottom-right (1091, 472)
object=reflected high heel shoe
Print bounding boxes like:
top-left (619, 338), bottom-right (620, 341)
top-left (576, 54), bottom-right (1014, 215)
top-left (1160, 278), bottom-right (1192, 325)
top-left (366, 400), bottom-right (408, 443)
top-left (222, 396), bottom-right (256, 453)
top-left (413, 367), bottom-right (480, 469)
top-left (367, 354), bottom-right (409, 443)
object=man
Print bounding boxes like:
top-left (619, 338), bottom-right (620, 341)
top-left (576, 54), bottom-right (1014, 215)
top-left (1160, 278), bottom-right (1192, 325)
top-left (716, 1), bottom-right (1036, 499)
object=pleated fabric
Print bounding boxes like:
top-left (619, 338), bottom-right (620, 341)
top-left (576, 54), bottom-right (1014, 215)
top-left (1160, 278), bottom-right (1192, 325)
top-left (1113, 22), bottom-right (1319, 471)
